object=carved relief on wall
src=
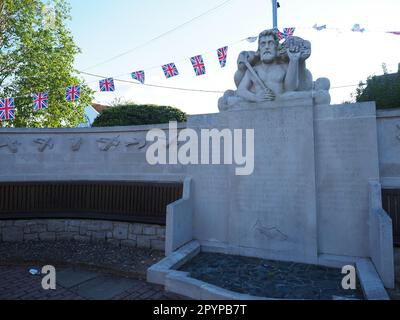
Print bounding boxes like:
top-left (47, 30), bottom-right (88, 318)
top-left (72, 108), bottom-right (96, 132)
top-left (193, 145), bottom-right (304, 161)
top-left (33, 138), bottom-right (54, 152)
top-left (253, 219), bottom-right (288, 242)
top-left (97, 136), bottom-right (120, 152)
top-left (125, 137), bottom-right (147, 150)
top-left (0, 138), bottom-right (21, 153)
top-left (70, 138), bottom-right (83, 152)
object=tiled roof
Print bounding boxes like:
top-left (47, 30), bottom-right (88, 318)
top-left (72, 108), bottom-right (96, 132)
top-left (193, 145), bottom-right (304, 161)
top-left (92, 103), bottom-right (109, 113)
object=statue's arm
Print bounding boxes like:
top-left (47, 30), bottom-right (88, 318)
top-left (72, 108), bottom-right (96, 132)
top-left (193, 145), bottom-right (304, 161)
top-left (284, 42), bottom-right (302, 92)
top-left (284, 59), bottom-right (300, 92)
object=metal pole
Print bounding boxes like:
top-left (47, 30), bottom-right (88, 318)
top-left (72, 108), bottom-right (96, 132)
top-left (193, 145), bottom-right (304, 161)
top-left (272, 0), bottom-right (278, 29)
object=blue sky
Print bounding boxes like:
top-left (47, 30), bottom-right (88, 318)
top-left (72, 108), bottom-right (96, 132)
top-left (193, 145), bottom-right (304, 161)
top-left (68, 0), bottom-right (400, 114)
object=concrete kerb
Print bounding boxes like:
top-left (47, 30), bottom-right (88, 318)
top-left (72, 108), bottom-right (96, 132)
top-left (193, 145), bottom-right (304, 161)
top-left (356, 259), bottom-right (390, 300)
top-left (148, 241), bottom-right (271, 300)
top-left (165, 271), bottom-right (271, 301)
top-left (368, 180), bottom-right (395, 289)
top-left (148, 241), bottom-right (391, 300)
top-left (147, 240), bottom-right (200, 285)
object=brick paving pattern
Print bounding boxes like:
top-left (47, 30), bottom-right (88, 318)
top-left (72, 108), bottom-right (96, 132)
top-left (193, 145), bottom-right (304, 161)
top-left (0, 241), bottom-right (184, 300)
top-left (0, 266), bottom-right (178, 300)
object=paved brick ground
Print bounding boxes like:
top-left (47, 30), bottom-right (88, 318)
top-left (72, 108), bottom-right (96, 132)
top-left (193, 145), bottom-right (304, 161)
top-left (0, 266), bottom-right (177, 300)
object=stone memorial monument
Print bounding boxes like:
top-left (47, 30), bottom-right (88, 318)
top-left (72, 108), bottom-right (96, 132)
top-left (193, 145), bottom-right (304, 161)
top-left (0, 29), bottom-right (395, 291)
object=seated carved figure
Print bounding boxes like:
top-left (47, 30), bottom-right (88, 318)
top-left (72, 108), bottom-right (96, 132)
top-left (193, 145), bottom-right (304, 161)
top-left (218, 29), bottom-right (331, 111)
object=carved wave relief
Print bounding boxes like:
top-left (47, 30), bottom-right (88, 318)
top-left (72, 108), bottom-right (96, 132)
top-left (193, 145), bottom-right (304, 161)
top-left (253, 219), bottom-right (289, 242)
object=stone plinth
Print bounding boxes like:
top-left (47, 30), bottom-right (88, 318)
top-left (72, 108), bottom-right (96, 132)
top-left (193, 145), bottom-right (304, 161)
top-left (188, 100), bottom-right (318, 263)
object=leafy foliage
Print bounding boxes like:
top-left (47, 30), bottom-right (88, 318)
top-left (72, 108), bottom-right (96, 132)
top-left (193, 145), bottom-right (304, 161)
top-left (92, 104), bottom-right (187, 127)
top-left (0, 0), bottom-right (93, 128)
top-left (355, 68), bottom-right (400, 109)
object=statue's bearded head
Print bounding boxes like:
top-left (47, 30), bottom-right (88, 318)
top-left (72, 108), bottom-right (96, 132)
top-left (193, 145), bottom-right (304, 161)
top-left (257, 29), bottom-right (280, 64)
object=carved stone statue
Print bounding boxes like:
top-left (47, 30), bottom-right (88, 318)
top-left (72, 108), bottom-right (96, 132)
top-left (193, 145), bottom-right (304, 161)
top-left (218, 29), bottom-right (331, 111)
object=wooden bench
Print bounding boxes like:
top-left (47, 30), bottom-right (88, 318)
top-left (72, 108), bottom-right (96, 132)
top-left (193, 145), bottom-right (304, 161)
top-left (0, 181), bottom-right (183, 225)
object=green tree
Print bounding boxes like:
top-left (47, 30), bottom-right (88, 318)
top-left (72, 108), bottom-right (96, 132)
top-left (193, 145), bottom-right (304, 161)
top-left (92, 104), bottom-right (187, 127)
top-left (355, 65), bottom-right (400, 109)
top-left (0, 0), bottom-right (93, 128)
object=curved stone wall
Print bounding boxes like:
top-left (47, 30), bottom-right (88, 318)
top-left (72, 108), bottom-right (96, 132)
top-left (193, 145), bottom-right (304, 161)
top-left (0, 219), bottom-right (165, 251)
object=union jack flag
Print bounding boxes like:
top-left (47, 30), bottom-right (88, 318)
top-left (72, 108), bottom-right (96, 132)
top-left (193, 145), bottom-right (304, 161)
top-left (0, 97), bottom-right (15, 121)
top-left (283, 28), bottom-right (296, 39)
top-left (275, 30), bottom-right (285, 40)
top-left (33, 92), bottom-right (48, 112)
top-left (190, 55), bottom-right (206, 76)
top-left (162, 63), bottom-right (179, 79)
top-left (131, 71), bottom-right (145, 84)
top-left (66, 85), bottom-right (81, 102)
top-left (217, 46), bottom-right (228, 68)
top-left (99, 78), bottom-right (115, 92)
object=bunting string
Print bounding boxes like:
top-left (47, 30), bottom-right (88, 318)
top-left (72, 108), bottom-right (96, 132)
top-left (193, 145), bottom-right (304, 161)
top-left (1, 22), bottom-right (399, 122)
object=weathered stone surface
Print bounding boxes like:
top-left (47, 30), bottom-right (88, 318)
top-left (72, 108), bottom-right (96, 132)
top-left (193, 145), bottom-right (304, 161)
top-left (68, 220), bottom-right (82, 227)
top-left (56, 232), bottom-right (76, 241)
top-left (14, 221), bottom-right (30, 227)
top-left (130, 224), bottom-right (143, 235)
top-left (1, 219), bottom-right (165, 252)
top-left (91, 232), bottom-right (106, 241)
top-left (377, 109), bottom-right (400, 183)
top-left (47, 220), bottom-right (66, 232)
top-left (2, 227), bottom-right (24, 242)
top-left (128, 233), bottom-right (137, 241)
top-left (74, 235), bottom-right (91, 242)
top-left (315, 102), bottom-right (380, 257)
top-left (24, 234), bottom-right (39, 241)
top-left (143, 227), bottom-right (156, 236)
top-left (157, 228), bottom-right (166, 237)
top-left (87, 221), bottom-right (102, 231)
top-left (79, 227), bottom-right (89, 236)
top-left (99, 221), bottom-right (113, 231)
top-left (113, 225), bottom-right (128, 240)
top-left (66, 225), bottom-right (79, 233)
top-left (189, 105), bottom-right (319, 264)
top-left (30, 224), bottom-right (47, 233)
top-left (39, 232), bottom-right (56, 241)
